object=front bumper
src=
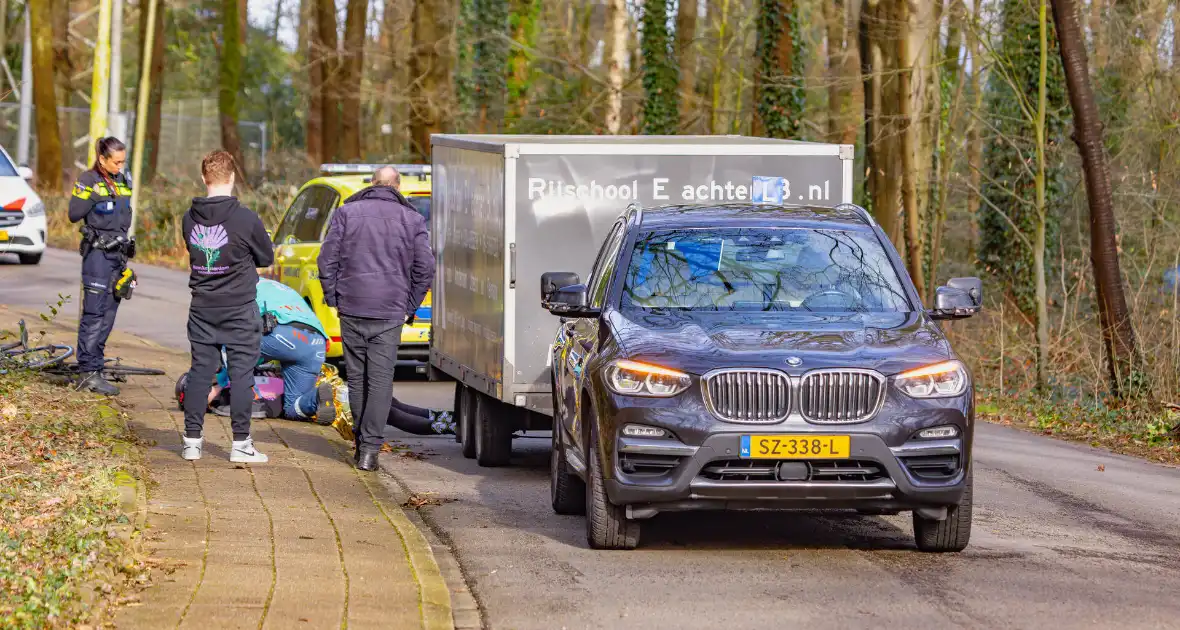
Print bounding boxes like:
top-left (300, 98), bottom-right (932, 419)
top-left (0, 214), bottom-right (46, 254)
top-left (607, 432), bottom-right (966, 517)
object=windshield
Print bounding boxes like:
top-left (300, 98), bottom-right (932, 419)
top-left (407, 195), bottom-right (430, 222)
top-left (621, 228), bottom-right (911, 312)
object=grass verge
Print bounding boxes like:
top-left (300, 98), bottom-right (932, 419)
top-left (0, 372), bottom-right (148, 628)
top-left (978, 392), bottom-right (1180, 465)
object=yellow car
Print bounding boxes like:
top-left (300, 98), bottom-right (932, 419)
top-left (264, 164), bottom-right (433, 369)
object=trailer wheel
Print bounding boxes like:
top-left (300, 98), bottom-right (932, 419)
top-left (474, 393), bottom-right (512, 467)
top-left (452, 384), bottom-right (463, 444)
top-left (460, 386), bottom-right (477, 459)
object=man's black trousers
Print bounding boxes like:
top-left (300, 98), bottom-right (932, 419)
top-left (183, 303), bottom-right (262, 440)
top-left (340, 315), bottom-right (402, 452)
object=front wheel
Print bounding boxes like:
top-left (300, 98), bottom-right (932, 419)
top-left (585, 432), bottom-right (639, 550)
top-left (550, 424), bottom-right (586, 515)
top-left (913, 471), bottom-right (973, 553)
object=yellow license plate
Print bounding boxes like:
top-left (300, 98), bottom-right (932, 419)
top-left (0, 230), bottom-right (8, 241)
top-left (740, 435), bottom-right (850, 459)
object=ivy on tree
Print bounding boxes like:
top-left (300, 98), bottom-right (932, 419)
top-left (641, 0), bottom-right (679, 135)
top-left (754, 0), bottom-right (805, 139)
top-left (978, 0), bottom-right (1069, 318)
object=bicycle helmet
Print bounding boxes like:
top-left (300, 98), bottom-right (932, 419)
top-left (175, 372), bottom-right (188, 409)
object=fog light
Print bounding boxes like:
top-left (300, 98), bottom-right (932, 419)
top-left (622, 424), bottom-right (667, 438)
top-left (917, 425), bottom-right (959, 439)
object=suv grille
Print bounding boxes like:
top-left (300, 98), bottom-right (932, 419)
top-left (703, 369), bottom-right (791, 423)
top-left (701, 459), bottom-right (887, 482)
top-left (0, 208), bottom-right (23, 229)
top-left (799, 370), bottom-right (885, 423)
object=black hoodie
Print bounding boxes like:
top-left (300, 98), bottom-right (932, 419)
top-left (182, 196), bottom-right (275, 309)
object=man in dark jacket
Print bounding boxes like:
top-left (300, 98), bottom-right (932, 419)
top-left (179, 150), bottom-right (275, 464)
top-left (317, 166), bottom-right (434, 471)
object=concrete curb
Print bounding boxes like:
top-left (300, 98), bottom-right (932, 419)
top-left (324, 429), bottom-right (462, 630)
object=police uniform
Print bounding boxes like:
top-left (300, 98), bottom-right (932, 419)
top-left (68, 169), bottom-right (134, 374)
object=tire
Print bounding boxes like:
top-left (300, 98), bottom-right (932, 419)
top-left (913, 470), bottom-right (973, 553)
top-left (585, 428), bottom-right (640, 550)
top-left (460, 386), bottom-right (477, 459)
top-left (18, 252), bottom-right (42, 265)
top-left (474, 392), bottom-right (512, 467)
top-left (452, 384), bottom-right (463, 443)
top-left (550, 423), bottom-right (586, 515)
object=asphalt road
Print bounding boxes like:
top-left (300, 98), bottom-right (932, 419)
top-left (7, 252), bottom-right (1180, 629)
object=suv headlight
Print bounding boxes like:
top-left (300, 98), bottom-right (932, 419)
top-left (605, 360), bottom-right (691, 397)
top-left (894, 361), bottom-right (968, 398)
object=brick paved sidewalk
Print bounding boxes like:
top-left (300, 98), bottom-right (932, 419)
top-left (2, 307), bottom-right (454, 629)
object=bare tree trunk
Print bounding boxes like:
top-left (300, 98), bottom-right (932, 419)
top-left (898, 0), bottom-right (924, 298)
top-left (604, 0), bottom-right (627, 134)
top-left (303, 0), bottom-right (324, 164)
top-left (708, 0), bottom-right (731, 135)
top-left (1089, 0), bottom-right (1107, 70)
top-left (341, 0), bottom-right (368, 161)
top-left (862, 0), bottom-right (900, 242)
top-left (137, 0), bottom-right (167, 184)
top-left (30, 0), bottom-right (63, 188)
top-left (1173, 0), bottom-right (1180, 67)
top-left (1034, 0), bottom-right (1050, 392)
top-left (676, 0), bottom-right (699, 129)
top-left (966, 0), bottom-right (983, 261)
top-left (273, 0), bottom-right (285, 40)
top-left (386, 0), bottom-right (413, 158)
top-left (1050, 0), bottom-right (1142, 394)
top-left (316, 0), bottom-right (341, 162)
top-left (927, 0), bottom-right (967, 297)
top-left (410, 0), bottom-right (456, 160)
top-left (825, 0), bottom-right (860, 145)
top-left (219, 0), bottom-right (249, 181)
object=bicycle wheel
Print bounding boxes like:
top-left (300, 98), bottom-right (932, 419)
top-left (1, 344), bottom-right (75, 372)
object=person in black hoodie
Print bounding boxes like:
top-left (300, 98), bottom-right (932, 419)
top-left (179, 150), bottom-right (274, 463)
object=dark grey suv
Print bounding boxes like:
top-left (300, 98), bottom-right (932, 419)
top-left (541, 203), bottom-right (982, 551)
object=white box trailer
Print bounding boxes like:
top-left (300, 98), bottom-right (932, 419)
top-left (428, 134), bottom-right (854, 465)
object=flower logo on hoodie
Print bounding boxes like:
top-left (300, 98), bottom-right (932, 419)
top-left (189, 223), bottom-right (229, 274)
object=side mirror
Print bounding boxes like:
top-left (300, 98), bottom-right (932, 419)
top-left (16, 166), bottom-right (32, 181)
top-left (931, 277), bottom-right (982, 320)
top-left (544, 284), bottom-right (592, 316)
top-left (541, 271), bottom-right (580, 304)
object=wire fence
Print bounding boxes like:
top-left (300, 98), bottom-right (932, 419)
top-left (0, 99), bottom-right (266, 185)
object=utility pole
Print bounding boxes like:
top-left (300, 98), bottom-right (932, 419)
top-left (17, 5), bottom-right (32, 166)
top-left (109, 0), bottom-right (126, 141)
top-left (88, 0), bottom-right (114, 166)
top-left (130, 0), bottom-right (159, 238)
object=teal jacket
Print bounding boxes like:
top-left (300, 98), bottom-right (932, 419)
top-left (257, 278), bottom-right (327, 338)
top-left (215, 279), bottom-right (326, 388)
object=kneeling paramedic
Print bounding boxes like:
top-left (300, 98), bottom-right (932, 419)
top-left (68, 137), bottom-right (138, 396)
top-left (210, 279), bottom-right (336, 424)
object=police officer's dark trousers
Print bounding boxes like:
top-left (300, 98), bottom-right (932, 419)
top-left (77, 249), bottom-right (125, 372)
top-left (183, 303), bottom-right (262, 441)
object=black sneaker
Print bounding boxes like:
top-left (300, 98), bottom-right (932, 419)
top-left (314, 382), bottom-right (336, 426)
top-left (78, 372), bottom-right (120, 396)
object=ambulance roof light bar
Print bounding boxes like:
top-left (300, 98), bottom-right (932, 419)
top-left (319, 163), bottom-right (431, 180)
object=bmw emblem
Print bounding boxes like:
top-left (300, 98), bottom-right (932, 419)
top-left (785, 356), bottom-right (803, 367)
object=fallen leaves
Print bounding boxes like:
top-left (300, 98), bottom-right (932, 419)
top-left (401, 492), bottom-right (455, 509)
top-left (1096, 464), bottom-right (1106, 472)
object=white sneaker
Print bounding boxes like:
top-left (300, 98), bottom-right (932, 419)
top-left (182, 436), bottom-right (204, 461)
top-left (230, 437), bottom-right (269, 463)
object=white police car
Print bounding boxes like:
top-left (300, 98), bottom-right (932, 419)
top-left (0, 146), bottom-right (45, 265)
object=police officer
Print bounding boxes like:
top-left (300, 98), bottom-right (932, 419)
top-left (68, 137), bottom-right (135, 396)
